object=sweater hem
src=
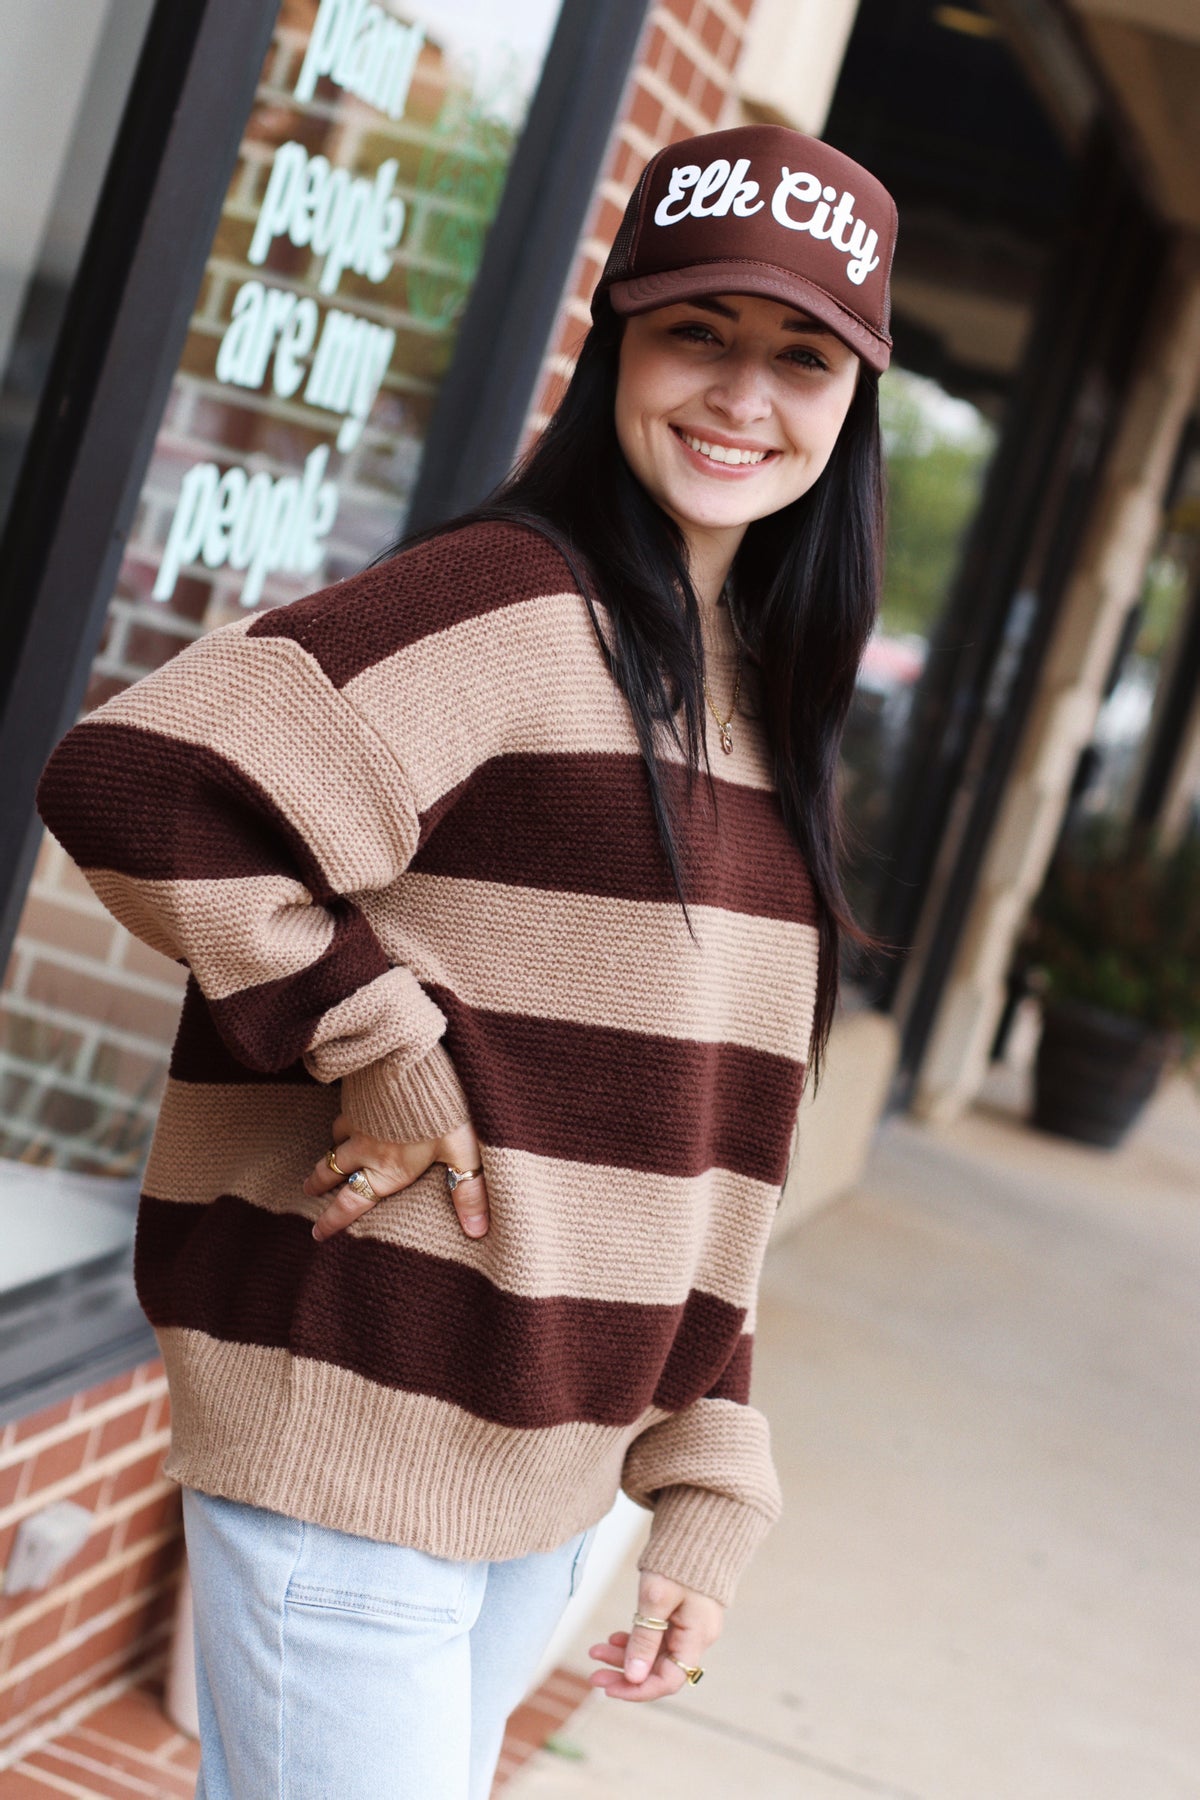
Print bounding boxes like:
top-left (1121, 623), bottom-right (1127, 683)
top-left (157, 1326), bottom-right (650, 1563)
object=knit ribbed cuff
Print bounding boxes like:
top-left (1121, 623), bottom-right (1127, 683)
top-left (339, 1040), bottom-right (472, 1144)
top-left (637, 1485), bottom-right (777, 1607)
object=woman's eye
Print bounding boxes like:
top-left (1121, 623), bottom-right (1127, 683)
top-left (670, 323), bottom-right (719, 344)
top-left (782, 347), bottom-right (828, 372)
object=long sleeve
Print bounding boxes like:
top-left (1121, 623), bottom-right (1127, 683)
top-left (621, 1352), bottom-right (783, 1607)
top-left (35, 614), bottom-right (470, 1142)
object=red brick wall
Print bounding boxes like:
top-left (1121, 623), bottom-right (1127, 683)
top-left (526, 0), bottom-right (754, 437)
top-left (0, 1361), bottom-right (178, 1758)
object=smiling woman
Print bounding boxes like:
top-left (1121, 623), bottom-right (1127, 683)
top-left (35, 121), bottom-right (899, 1799)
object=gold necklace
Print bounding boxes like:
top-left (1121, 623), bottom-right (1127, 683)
top-left (703, 583), bottom-right (743, 755)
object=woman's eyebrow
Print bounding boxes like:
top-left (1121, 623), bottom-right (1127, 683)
top-left (780, 316), bottom-right (837, 334)
top-left (685, 296), bottom-right (740, 319)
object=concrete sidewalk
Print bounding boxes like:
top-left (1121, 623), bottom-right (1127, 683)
top-left (510, 1070), bottom-right (1200, 1799)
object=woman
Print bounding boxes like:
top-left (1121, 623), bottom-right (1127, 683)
top-left (36, 123), bottom-right (897, 1799)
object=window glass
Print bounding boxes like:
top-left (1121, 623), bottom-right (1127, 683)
top-left (0, 0), bottom-right (155, 541)
top-left (0, 0), bottom-right (563, 1291)
top-left (1085, 441), bottom-right (1200, 822)
top-left (841, 367), bottom-right (997, 889)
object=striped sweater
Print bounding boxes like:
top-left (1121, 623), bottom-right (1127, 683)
top-left (36, 521), bottom-right (818, 1606)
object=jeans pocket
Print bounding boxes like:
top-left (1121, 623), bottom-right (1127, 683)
top-left (568, 1525), bottom-right (597, 1598)
top-left (285, 1521), bottom-right (472, 1623)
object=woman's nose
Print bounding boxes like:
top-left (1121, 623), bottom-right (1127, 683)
top-left (704, 357), bottom-right (772, 426)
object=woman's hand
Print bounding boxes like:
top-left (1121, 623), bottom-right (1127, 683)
top-left (587, 1570), bottom-right (724, 1702)
top-left (302, 1114), bottom-right (489, 1240)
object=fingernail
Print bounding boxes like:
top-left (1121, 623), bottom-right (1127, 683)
top-left (311, 1225), bottom-right (321, 1240)
top-left (465, 1220), bottom-right (487, 1238)
top-left (626, 1659), bottom-right (648, 1683)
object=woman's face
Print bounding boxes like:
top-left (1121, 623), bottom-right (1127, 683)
top-left (614, 292), bottom-right (861, 561)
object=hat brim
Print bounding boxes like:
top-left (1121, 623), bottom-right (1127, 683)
top-left (603, 259), bottom-right (891, 374)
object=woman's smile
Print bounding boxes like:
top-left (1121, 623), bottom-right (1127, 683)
top-left (669, 425), bottom-right (779, 472)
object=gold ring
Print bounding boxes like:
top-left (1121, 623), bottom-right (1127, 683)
top-left (326, 1148), bottom-right (348, 1176)
top-left (667, 1654), bottom-right (704, 1685)
top-left (346, 1169), bottom-right (377, 1202)
top-left (631, 1613), bottom-right (671, 1632)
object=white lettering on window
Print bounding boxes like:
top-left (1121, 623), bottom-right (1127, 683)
top-left (295, 0), bottom-right (425, 121)
top-left (153, 446), bottom-right (339, 607)
top-left (248, 142), bottom-right (405, 295)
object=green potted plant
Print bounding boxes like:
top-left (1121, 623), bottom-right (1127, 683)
top-left (1022, 819), bottom-right (1200, 1147)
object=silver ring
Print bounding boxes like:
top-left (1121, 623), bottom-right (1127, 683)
top-left (445, 1164), bottom-right (482, 1193)
top-left (346, 1169), bottom-right (377, 1202)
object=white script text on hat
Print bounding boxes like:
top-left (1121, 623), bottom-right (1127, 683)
top-left (653, 157), bottom-right (881, 288)
top-left (654, 158), bottom-right (764, 224)
top-left (771, 170), bottom-right (880, 285)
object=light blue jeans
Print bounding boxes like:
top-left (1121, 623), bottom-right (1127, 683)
top-left (181, 1486), bottom-right (597, 1800)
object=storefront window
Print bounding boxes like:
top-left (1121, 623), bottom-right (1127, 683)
top-left (1085, 439), bottom-right (1200, 822)
top-left (0, 0), bottom-right (562, 1274)
top-left (841, 366), bottom-right (997, 888)
top-left (0, 0), bottom-right (155, 541)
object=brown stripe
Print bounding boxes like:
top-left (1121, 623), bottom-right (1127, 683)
top-left (247, 522), bottom-right (578, 687)
top-left (203, 902), bottom-right (391, 1072)
top-left (135, 1195), bottom-right (748, 1429)
top-left (37, 721), bottom-right (324, 888)
top-left (432, 987), bottom-right (803, 1186)
top-left (411, 751), bottom-right (815, 924)
top-left (169, 977), bottom-right (320, 1086)
top-left (706, 1335), bottom-right (753, 1404)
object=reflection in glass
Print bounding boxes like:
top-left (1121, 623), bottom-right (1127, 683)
top-left (842, 368), bottom-right (997, 924)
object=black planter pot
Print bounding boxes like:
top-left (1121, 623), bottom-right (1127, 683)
top-left (1032, 997), bottom-right (1179, 1148)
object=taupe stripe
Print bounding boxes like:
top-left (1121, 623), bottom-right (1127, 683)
top-left (158, 1328), bottom-right (666, 1559)
top-left (344, 592), bottom-right (779, 816)
top-left (300, 964), bottom-right (454, 1084)
top-left (142, 1079), bottom-right (337, 1208)
top-left (622, 1396), bottom-right (781, 1518)
top-left (90, 873), bottom-right (333, 1000)
top-left (247, 521), bottom-right (579, 688)
top-left (135, 1195), bottom-right (751, 1427)
top-left (364, 872), bottom-right (817, 1055)
top-left (140, 1082), bottom-right (779, 1314)
top-left (80, 618), bottom-right (419, 896)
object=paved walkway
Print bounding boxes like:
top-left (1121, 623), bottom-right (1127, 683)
top-left (511, 1070), bottom-right (1200, 1799)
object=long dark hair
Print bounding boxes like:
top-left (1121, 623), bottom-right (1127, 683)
top-left (385, 295), bottom-right (886, 1094)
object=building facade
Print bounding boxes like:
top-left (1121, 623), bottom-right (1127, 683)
top-left (1, 0), bottom-right (1198, 1758)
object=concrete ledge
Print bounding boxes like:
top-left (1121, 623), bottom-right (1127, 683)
top-left (772, 1006), bottom-right (899, 1240)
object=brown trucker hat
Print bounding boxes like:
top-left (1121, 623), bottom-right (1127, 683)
top-left (593, 124), bottom-right (898, 373)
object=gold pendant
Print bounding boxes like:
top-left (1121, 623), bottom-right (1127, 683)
top-left (720, 725), bottom-right (734, 754)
